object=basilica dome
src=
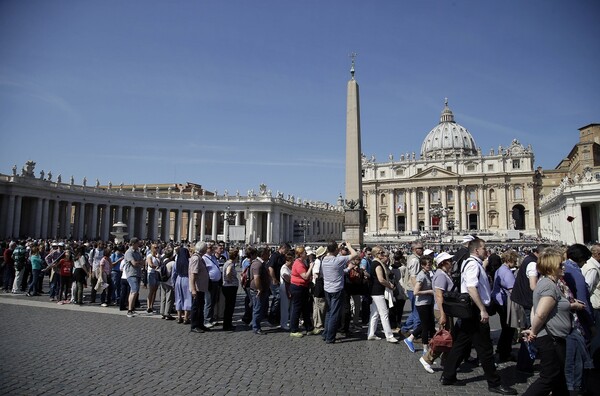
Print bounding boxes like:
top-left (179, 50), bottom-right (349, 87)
top-left (420, 99), bottom-right (477, 159)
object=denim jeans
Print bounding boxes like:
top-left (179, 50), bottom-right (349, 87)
top-left (250, 289), bottom-right (269, 332)
top-left (269, 283), bottom-right (281, 324)
top-left (49, 272), bottom-right (60, 298)
top-left (401, 290), bottom-right (421, 332)
top-left (565, 329), bottom-right (593, 391)
top-left (111, 271), bottom-right (122, 303)
top-left (204, 280), bottom-right (221, 325)
top-left (27, 269), bottom-right (41, 294)
top-left (323, 289), bottom-right (344, 342)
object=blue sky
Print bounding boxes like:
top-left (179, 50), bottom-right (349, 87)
top-left (1, 1), bottom-right (599, 203)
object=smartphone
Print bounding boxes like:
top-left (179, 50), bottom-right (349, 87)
top-left (574, 299), bottom-right (586, 306)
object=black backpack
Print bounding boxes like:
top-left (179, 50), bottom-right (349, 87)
top-left (158, 258), bottom-right (171, 282)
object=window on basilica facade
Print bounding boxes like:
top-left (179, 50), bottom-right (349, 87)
top-left (381, 194), bottom-right (387, 206)
top-left (514, 185), bottom-right (523, 200)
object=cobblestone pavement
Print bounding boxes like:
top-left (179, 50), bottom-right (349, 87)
top-left (0, 290), bottom-right (536, 395)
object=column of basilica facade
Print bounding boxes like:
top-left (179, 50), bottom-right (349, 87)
top-left (0, 162), bottom-right (344, 245)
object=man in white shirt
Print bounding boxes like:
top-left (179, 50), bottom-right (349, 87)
top-left (441, 238), bottom-right (516, 395)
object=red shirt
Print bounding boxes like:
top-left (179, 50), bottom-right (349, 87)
top-left (59, 259), bottom-right (73, 277)
top-left (291, 259), bottom-right (310, 288)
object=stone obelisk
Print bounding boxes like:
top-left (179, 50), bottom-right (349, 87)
top-left (343, 53), bottom-right (364, 246)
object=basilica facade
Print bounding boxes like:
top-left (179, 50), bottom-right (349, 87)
top-left (362, 100), bottom-right (541, 238)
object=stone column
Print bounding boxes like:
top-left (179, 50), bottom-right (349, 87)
top-left (441, 187), bottom-right (448, 231)
top-left (235, 212), bottom-right (241, 226)
top-left (246, 211), bottom-right (254, 244)
top-left (454, 187), bottom-right (461, 231)
top-left (211, 211), bottom-right (218, 241)
top-left (87, 203), bottom-right (98, 239)
top-left (116, 206), bottom-right (123, 222)
top-left (199, 210), bottom-right (206, 241)
top-left (5, 195), bottom-right (15, 238)
top-left (128, 206), bottom-right (136, 239)
top-left (101, 205), bottom-right (110, 240)
top-left (76, 203), bottom-right (85, 240)
top-left (188, 210), bottom-right (196, 241)
top-left (388, 189), bottom-right (396, 233)
top-left (41, 199), bottom-right (49, 239)
top-left (162, 209), bottom-right (171, 241)
top-left (460, 187), bottom-right (468, 232)
top-left (423, 188), bottom-right (430, 232)
top-left (479, 187), bottom-right (487, 230)
top-left (64, 201), bottom-right (72, 238)
top-left (34, 197), bottom-right (43, 238)
top-left (51, 200), bottom-right (60, 239)
top-left (12, 196), bottom-right (22, 238)
top-left (266, 211), bottom-right (272, 244)
top-left (405, 189), bottom-right (411, 234)
top-left (173, 209), bottom-right (181, 242)
top-left (411, 188), bottom-right (418, 232)
top-left (498, 184), bottom-right (508, 230)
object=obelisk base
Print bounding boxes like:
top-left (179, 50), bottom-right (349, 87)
top-left (342, 209), bottom-right (363, 246)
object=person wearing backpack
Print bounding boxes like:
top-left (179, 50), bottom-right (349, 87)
top-left (441, 238), bottom-right (517, 395)
top-left (11, 240), bottom-right (27, 294)
top-left (158, 247), bottom-right (176, 321)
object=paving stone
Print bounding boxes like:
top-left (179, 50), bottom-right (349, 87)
top-left (0, 291), bottom-right (536, 395)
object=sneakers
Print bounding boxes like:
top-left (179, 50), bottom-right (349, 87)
top-left (203, 322), bottom-right (215, 329)
top-left (290, 332), bottom-right (304, 338)
top-left (367, 335), bottom-right (382, 341)
top-left (126, 310), bottom-right (135, 318)
top-left (386, 337), bottom-right (399, 343)
top-left (101, 303), bottom-right (108, 307)
top-left (404, 338), bottom-right (416, 353)
top-left (311, 328), bottom-right (324, 335)
top-left (420, 357), bottom-right (434, 373)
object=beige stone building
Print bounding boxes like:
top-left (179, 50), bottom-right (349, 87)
top-left (539, 123), bottom-right (600, 243)
top-left (362, 100), bottom-right (540, 240)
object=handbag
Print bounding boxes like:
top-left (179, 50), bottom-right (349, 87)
top-left (313, 264), bottom-right (325, 298)
top-left (442, 290), bottom-right (473, 319)
top-left (429, 328), bottom-right (453, 353)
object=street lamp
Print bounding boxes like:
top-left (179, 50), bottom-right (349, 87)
top-left (298, 218), bottom-right (310, 244)
top-left (220, 205), bottom-right (237, 243)
top-left (429, 200), bottom-right (448, 247)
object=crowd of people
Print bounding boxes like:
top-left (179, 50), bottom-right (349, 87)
top-left (2, 235), bottom-right (600, 395)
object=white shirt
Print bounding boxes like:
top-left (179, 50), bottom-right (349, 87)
top-left (461, 255), bottom-right (491, 306)
top-left (582, 257), bottom-right (600, 293)
top-left (526, 261), bottom-right (538, 279)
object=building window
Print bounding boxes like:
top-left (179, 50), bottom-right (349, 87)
top-left (513, 159), bottom-right (520, 169)
top-left (418, 191), bottom-right (424, 203)
top-left (380, 170), bottom-right (386, 177)
top-left (514, 185), bottom-right (523, 200)
top-left (381, 194), bottom-right (387, 206)
top-left (487, 164), bottom-right (494, 171)
top-left (396, 169), bottom-right (404, 176)
top-left (417, 168), bottom-right (422, 173)
top-left (446, 166), bottom-right (452, 172)
top-left (467, 188), bottom-right (476, 200)
top-left (489, 188), bottom-right (496, 201)
top-left (431, 189), bottom-right (440, 202)
top-left (447, 190), bottom-right (454, 202)
top-left (466, 164), bottom-right (475, 172)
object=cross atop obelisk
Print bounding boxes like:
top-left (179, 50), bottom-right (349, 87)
top-left (343, 53), bottom-right (364, 246)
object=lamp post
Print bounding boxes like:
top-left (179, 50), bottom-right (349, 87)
top-left (220, 205), bottom-right (237, 244)
top-left (298, 218), bottom-right (310, 244)
top-left (429, 200), bottom-right (448, 248)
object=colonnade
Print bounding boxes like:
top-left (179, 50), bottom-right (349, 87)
top-left (0, 174), bottom-right (344, 244)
